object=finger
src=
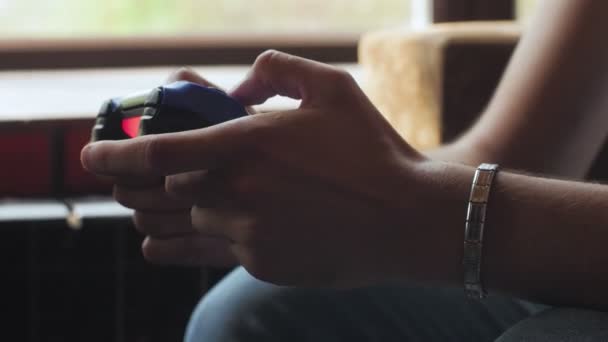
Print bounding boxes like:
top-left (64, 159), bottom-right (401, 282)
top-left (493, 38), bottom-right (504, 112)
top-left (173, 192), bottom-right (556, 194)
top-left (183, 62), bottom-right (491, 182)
top-left (133, 211), bottom-right (193, 238)
top-left (229, 50), bottom-right (355, 107)
top-left (166, 67), bottom-right (219, 88)
top-left (110, 175), bottom-right (163, 189)
top-left (81, 117), bottom-right (258, 177)
top-left (190, 206), bottom-right (256, 242)
top-left (81, 143), bottom-right (162, 186)
top-left (167, 157), bottom-right (310, 208)
top-left (114, 185), bottom-right (192, 211)
top-left (165, 169), bottom-right (212, 201)
top-left (165, 169), bottom-right (238, 207)
top-left (81, 138), bottom-right (157, 177)
top-left (142, 235), bottom-right (237, 267)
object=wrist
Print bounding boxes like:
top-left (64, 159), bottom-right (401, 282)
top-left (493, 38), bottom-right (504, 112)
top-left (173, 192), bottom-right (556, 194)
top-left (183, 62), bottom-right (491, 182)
top-left (392, 160), bottom-right (477, 287)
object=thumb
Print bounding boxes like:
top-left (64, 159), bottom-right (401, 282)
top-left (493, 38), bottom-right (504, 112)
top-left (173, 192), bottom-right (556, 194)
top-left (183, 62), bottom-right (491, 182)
top-left (229, 50), bottom-right (355, 107)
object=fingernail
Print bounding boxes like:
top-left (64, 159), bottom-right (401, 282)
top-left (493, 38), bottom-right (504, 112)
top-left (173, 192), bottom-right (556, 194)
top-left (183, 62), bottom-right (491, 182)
top-left (80, 143), bottom-right (96, 171)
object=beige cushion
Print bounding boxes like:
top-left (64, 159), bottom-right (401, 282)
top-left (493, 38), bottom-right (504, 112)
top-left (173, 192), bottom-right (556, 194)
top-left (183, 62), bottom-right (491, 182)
top-left (359, 21), bottom-right (520, 149)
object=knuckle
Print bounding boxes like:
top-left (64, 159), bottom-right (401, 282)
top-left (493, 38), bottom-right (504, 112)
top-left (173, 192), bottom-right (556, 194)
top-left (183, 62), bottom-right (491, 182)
top-left (190, 207), bottom-right (218, 235)
top-left (171, 68), bottom-right (194, 81)
top-left (236, 119), bottom-right (270, 151)
top-left (189, 206), bottom-right (204, 230)
top-left (253, 49), bottom-right (290, 76)
top-left (90, 144), bottom-right (112, 173)
top-left (255, 49), bottom-right (281, 68)
top-left (234, 216), bottom-right (259, 242)
top-left (239, 215), bottom-right (258, 231)
top-left (164, 175), bottom-right (185, 197)
top-left (132, 211), bottom-right (148, 235)
top-left (142, 137), bottom-right (162, 175)
top-left (329, 68), bottom-right (356, 87)
top-left (165, 171), bottom-right (207, 198)
top-left (230, 173), bottom-right (261, 197)
top-left (113, 186), bottom-right (133, 208)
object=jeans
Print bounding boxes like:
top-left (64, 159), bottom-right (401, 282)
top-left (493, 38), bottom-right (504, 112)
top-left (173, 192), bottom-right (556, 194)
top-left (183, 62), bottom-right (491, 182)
top-left (185, 267), bottom-right (607, 341)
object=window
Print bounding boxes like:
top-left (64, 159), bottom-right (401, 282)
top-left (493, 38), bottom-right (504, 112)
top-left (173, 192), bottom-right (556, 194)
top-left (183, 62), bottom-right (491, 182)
top-left (516, 0), bottom-right (540, 23)
top-left (0, 0), bottom-right (424, 38)
top-left (2, 0), bottom-right (523, 199)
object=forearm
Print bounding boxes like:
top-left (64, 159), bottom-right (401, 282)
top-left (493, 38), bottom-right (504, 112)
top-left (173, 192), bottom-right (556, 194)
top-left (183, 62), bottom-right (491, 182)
top-left (410, 161), bottom-right (608, 310)
top-left (439, 0), bottom-right (608, 178)
top-left (486, 168), bottom-right (608, 309)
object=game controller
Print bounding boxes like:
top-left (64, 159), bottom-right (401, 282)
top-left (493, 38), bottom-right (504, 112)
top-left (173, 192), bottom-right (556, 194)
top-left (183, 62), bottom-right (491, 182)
top-left (91, 81), bottom-right (249, 142)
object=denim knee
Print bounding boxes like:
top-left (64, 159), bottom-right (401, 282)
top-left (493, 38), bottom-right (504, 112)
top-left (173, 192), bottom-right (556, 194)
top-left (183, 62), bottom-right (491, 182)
top-left (496, 308), bottom-right (608, 342)
top-left (184, 267), bottom-right (292, 342)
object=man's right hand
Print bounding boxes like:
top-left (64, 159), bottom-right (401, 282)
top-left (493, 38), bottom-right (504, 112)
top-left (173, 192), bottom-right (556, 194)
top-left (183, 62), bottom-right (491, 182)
top-left (95, 68), bottom-right (239, 267)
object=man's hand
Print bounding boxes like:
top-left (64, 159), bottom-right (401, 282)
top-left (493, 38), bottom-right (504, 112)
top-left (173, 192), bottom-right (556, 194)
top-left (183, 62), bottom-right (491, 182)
top-left (82, 51), bottom-right (428, 287)
top-left (88, 68), bottom-right (239, 267)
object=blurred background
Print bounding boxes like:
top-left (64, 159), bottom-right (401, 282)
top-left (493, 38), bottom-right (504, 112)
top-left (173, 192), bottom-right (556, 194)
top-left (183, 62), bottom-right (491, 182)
top-left (0, 0), bottom-right (414, 36)
top-left (0, 0), bottom-right (536, 38)
top-left (1, 1), bottom-right (542, 341)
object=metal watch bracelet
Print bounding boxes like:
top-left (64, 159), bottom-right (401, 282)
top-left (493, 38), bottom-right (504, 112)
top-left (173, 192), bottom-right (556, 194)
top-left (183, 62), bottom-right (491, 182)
top-left (463, 163), bottom-right (499, 299)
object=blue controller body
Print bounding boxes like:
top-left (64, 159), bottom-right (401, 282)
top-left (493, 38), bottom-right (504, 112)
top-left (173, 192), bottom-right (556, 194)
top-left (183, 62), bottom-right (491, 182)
top-left (91, 81), bottom-right (248, 141)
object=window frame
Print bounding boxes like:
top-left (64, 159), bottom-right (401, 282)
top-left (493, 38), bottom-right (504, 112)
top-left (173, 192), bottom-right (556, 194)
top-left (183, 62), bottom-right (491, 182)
top-left (0, 33), bottom-right (359, 70)
top-left (0, 0), bottom-right (518, 70)
top-left (433, 0), bottom-right (514, 22)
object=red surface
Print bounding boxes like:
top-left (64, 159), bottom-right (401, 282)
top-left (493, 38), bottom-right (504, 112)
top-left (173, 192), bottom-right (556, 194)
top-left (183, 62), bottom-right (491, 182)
top-left (64, 126), bottom-right (113, 195)
top-left (122, 116), bottom-right (141, 138)
top-left (0, 133), bottom-right (52, 196)
top-left (0, 123), bottom-right (113, 197)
